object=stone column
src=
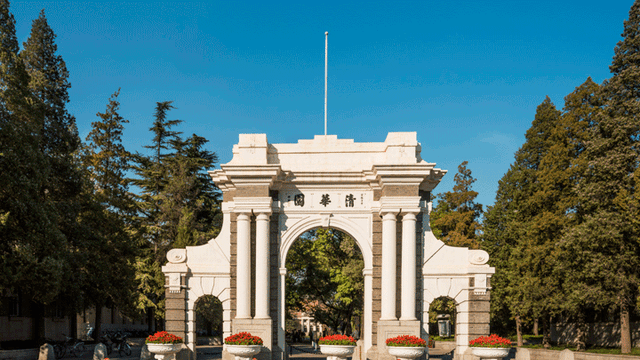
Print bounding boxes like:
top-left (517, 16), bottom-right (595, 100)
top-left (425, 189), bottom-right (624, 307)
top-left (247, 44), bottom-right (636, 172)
top-left (236, 212), bottom-right (252, 319)
top-left (400, 212), bottom-right (417, 320)
top-left (363, 268), bottom-right (373, 352)
top-left (380, 212), bottom-right (397, 320)
top-left (255, 212), bottom-right (271, 319)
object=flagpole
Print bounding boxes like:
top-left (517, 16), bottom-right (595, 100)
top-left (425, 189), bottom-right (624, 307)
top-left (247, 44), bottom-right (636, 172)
top-left (324, 31), bottom-right (328, 136)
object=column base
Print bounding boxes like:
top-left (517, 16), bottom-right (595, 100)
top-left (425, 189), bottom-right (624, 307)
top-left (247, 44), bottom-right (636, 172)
top-left (376, 320), bottom-right (422, 360)
top-left (223, 319), bottom-right (273, 360)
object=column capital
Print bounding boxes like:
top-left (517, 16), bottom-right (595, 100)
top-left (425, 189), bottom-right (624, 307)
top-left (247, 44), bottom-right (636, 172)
top-left (400, 211), bottom-right (420, 219)
top-left (256, 212), bottom-right (271, 221)
top-left (380, 211), bottom-right (398, 220)
top-left (236, 213), bottom-right (251, 221)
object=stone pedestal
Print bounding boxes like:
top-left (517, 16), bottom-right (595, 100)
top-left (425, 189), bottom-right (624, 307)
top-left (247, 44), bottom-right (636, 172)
top-left (376, 320), bottom-right (422, 360)
top-left (223, 319), bottom-right (273, 360)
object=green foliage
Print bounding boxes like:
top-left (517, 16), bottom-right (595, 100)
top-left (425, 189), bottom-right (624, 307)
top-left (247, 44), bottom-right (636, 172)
top-left (557, 2), bottom-right (640, 353)
top-left (130, 102), bottom-right (221, 325)
top-left (428, 297), bottom-right (456, 324)
top-left (195, 295), bottom-right (223, 334)
top-left (81, 90), bottom-right (139, 332)
top-left (482, 96), bottom-right (573, 340)
top-left (431, 161), bottom-right (482, 249)
top-left (286, 229), bottom-right (364, 334)
top-left (0, 4), bottom-right (92, 324)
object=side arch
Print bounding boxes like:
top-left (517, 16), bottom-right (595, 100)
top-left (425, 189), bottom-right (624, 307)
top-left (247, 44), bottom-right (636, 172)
top-left (279, 214), bottom-right (373, 270)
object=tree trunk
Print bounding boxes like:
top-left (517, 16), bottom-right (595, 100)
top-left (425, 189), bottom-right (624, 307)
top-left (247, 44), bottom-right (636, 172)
top-left (533, 318), bottom-right (539, 336)
top-left (68, 309), bottom-right (77, 339)
top-left (576, 312), bottom-right (586, 351)
top-left (31, 302), bottom-right (45, 342)
top-left (147, 307), bottom-right (154, 333)
top-left (516, 316), bottom-right (523, 346)
top-left (542, 316), bottom-right (551, 349)
top-left (95, 306), bottom-right (102, 341)
top-left (621, 302), bottom-right (631, 354)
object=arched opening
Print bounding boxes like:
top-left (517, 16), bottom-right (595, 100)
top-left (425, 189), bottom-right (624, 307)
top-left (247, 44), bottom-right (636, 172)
top-left (429, 296), bottom-right (456, 354)
top-left (284, 228), bottom-right (364, 351)
top-left (194, 295), bottom-right (223, 345)
top-left (429, 296), bottom-right (456, 338)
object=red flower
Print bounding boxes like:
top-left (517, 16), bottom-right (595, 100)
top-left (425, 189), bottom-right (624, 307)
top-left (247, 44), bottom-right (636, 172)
top-left (225, 332), bottom-right (263, 345)
top-left (469, 334), bottom-right (511, 348)
top-left (318, 335), bottom-right (356, 346)
top-left (386, 335), bottom-right (427, 347)
top-left (146, 331), bottom-right (183, 344)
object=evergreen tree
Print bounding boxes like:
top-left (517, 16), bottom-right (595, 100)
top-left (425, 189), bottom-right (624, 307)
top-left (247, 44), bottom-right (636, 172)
top-left (430, 161), bottom-right (482, 248)
top-left (131, 102), bottom-right (221, 329)
top-left (560, 2), bottom-right (640, 352)
top-left (482, 97), bottom-right (565, 345)
top-left (549, 78), bottom-right (601, 350)
top-left (130, 101), bottom-right (183, 329)
top-left (161, 134), bottom-right (220, 249)
top-left (0, 0), bottom-right (63, 304)
top-left (20, 9), bottom-right (87, 332)
top-left (482, 165), bottom-right (530, 345)
top-left (82, 90), bottom-right (138, 337)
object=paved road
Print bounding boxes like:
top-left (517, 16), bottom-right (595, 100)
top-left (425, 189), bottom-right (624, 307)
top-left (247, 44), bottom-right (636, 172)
top-left (60, 342), bottom-right (455, 360)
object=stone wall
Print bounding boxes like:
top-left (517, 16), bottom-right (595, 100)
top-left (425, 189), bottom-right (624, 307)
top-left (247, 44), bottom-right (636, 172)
top-left (551, 322), bottom-right (640, 348)
top-left (513, 347), bottom-right (640, 360)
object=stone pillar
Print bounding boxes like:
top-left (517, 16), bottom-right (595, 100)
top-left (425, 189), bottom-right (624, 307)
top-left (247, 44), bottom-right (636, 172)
top-left (363, 268), bottom-right (373, 352)
top-left (236, 212), bottom-right (252, 319)
top-left (400, 212), bottom-right (417, 320)
top-left (165, 275), bottom-right (187, 338)
top-left (380, 212), bottom-right (398, 320)
top-left (255, 212), bottom-right (271, 319)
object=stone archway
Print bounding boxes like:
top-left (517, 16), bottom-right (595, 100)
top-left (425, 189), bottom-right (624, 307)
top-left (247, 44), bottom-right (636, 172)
top-left (162, 133), bottom-right (495, 360)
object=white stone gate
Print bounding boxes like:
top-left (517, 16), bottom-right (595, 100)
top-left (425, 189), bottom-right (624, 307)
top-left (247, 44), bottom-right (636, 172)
top-left (162, 132), bottom-right (495, 360)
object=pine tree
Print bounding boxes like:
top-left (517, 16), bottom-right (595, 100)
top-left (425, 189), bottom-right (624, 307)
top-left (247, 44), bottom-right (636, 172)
top-left (82, 90), bottom-right (138, 337)
top-left (130, 102), bottom-right (183, 330)
top-left (0, 2), bottom-right (80, 339)
top-left (559, 2), bottom-right (640, 353)
top-left (481, 97), bottom-right (565, 345)
top-left (131, 102), bottom-right (221, 330)
top-left (162, 134), bottom-right (220, 249)
top-left (482, 165), bottom-right (530, 345)
top-left (430, 161), bottom-right (482, 248)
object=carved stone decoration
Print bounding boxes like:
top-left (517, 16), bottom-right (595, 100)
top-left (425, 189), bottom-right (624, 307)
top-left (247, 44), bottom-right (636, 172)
top-left (474, 274), bottom-right (488, 295)
top-left (468, 250), bottom-right (489, 265)
top-left (167, 249), bottom-right (187, 263)
top-left (321, 213), bottom-right (331, 228)
top-left (168, 273), bottom-right (182, 294)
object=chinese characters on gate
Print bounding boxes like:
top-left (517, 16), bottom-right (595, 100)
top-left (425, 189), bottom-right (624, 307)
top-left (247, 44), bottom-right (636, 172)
top-left (291, 193), bottom-right (358, 207)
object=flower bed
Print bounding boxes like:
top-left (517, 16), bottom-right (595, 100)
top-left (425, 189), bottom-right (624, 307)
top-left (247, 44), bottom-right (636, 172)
top-left (469, 334), bottom-right (511, 348)
top-left (224, 332), bottom-right (263, 345)
top-left (146, 331), bottom-right (184, 344)
top-left (318, 335), bottom-right (356, 346)
top-left (386, 335), bottom-right (427, 347)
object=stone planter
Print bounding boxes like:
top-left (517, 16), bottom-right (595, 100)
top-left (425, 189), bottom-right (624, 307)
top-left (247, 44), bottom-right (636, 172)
top-left (470, 347), bottom-right (510, 360)
top-left (225, 344), bottom-right (263, 360)
top-left (387, 346), bottom-right (426, 360)
top-left (319, 344), bottom-right (356, 360)
top-left (146, 343), bottom-right (182, 360)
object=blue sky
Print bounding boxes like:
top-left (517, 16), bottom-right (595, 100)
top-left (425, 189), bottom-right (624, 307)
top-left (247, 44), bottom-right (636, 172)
top-left (10, 1), bottom-right (635, 208)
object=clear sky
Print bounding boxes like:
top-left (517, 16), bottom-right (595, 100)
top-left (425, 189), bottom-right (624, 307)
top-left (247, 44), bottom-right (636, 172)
top-left (9, 0), bottom-right (636, 208)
